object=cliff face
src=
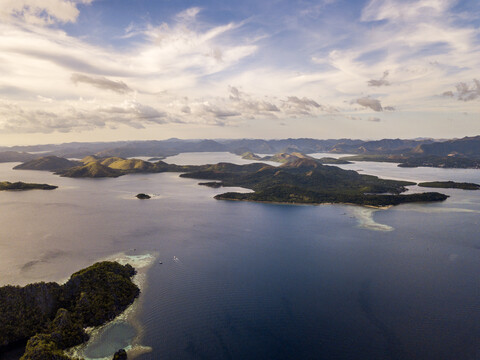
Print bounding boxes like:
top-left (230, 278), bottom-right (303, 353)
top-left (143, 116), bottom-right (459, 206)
top-left (0, 261), bottom-right (139, 360)
top-left (0, 282), bottom-right (61, 346)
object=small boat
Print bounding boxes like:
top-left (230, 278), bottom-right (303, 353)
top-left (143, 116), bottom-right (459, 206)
top-left (159, 261), bottom-right (163, 264)
top-left (173, 256), bottom-right (179, 261)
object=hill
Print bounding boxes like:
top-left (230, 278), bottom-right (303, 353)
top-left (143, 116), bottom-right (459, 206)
top-left (0, 151), bottom-right (37, 163)
top-left (412, 136), bottom-right (480, 157)
top-left (242, 152), bottom-right (352, 165)
top-left (330, 138), bottom-right (434, 154)
top-left (56, 161), bottom-right (123, 178)
top-left (180, 158), bottom-right (448, 206)
top-left (13, 156), bottom-right (81, 172)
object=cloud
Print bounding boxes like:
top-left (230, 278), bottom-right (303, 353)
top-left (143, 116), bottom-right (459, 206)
top-left (202, 103), bottom-right (240, 118)
top-left (175, 7), bottom-right (201, 22)
top-left (1, 0), bottom-right (479, 139)
top-left (368, 117), bottom-right (381, 122)
top-left (229, 86), bottom-right (280, 114)
top-left (361, 0), bottom-right (455, 22)
top-left (0, 99), bottom-right (172, 133)
top-left (368, 71), bottom-right (390, 87)
top-left (0, 0), bottom-right (93, 25)
top-left (440, 79), bottom-right (480, 101)
top-left (456, 79), bottom-right (480, 101)
top-left (181, 105), bottom-right (191, 114)
top-left (71, 73), bottom-right (133, 94)
top-left (356, 97), bottom-right (383, 112)
top-left (282, 96), bottom-right (321, 115)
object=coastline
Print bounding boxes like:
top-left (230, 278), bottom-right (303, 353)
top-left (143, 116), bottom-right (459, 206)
top-left (67, 252), bottom-right (156, 360)
top-left (214, 196), bottom-right (394, 210)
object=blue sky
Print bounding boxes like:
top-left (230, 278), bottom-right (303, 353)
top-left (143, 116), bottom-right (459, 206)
top-left (0, 0), bottom-right (479, 145)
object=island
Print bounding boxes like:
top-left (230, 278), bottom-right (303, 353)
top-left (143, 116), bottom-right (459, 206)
top-left (0, 151), bottom-right (37, 163)
top-left (242, 151), bottom-right (352, 165)
top-left (0, 181), bottom-right (57, 191)
top-left (46, 155), bottom-right (199, 178)
top-left (0, 261), bottom-right (139, 360)
top-left (418, 181), bottom-right (480, 190)
top-left (136, 193), bottom-right (151, 199)
top-left (397, 156), bottom-right (480, 169)
top-left (180, 158), bottom-right (449, 207)
top-left (11, 154), bottom-right (452, 206)
top-left (13, 156), bottom-right (82, 172)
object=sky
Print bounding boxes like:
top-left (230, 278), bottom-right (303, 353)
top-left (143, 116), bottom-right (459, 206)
top-left (0, 0), bottom-right (479, 145)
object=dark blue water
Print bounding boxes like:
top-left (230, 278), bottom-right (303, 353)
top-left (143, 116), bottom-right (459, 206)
top-left (1, 155), bottom-right (479, 360)
top-left (134, 200), bottom-right (480, 360)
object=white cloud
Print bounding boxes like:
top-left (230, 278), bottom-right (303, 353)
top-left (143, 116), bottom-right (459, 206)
top-left (0, 0), bottom-right (479, 139)
top-left (361, 0), bottom-right (455, 22)
top-left (0, 0), bottom-right (93, 25)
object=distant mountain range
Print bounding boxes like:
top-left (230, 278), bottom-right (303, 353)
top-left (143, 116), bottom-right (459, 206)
top-left (1, 135), bottom-right (479, 168)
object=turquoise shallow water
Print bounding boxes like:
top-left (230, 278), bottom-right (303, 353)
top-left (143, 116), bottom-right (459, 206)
top-left (0, 155), bottom-right (479, 360)
top-left (84, 322), bottom-right (136, 358)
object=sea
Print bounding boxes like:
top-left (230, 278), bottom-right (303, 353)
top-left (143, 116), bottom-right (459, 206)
top-left (0, 152), bottom-right (479, 360)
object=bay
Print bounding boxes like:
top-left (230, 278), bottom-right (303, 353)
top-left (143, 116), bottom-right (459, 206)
top-left (0, 154), bottom-right (479, 360)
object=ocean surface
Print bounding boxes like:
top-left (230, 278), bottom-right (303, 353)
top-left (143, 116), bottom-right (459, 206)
top-left (1, 152), bottom-right (479, 360)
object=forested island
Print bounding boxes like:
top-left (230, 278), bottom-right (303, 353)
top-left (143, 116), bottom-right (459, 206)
top-left (0, 261), bottom-right (139, 360)
top-left (180, 158), bottom-right (449, 207)
top-left (0, 181), bottom-right (57, 191)
top-left (418, 181), bottom-right (480, 190)
top-left (12, 154), bottom-right (451, 206)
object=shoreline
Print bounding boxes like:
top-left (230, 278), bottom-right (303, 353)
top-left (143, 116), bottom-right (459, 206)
top-left (214, 197), bottom-right (394, 210)
top-left (67, 252), bottom-right (156, 360)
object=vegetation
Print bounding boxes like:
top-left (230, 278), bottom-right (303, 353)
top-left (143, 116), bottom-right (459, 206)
top-left (242, 151), bottom-right (352, 164)
top-left (216, 186), bottom-right (448, 206)
top-left (0, 261), bottom-right (139, 360)
top-left (56, 162), bottom-right (123, 178)
top-left (418, 181), bottom-right (480, 190)
top-left (113, 349), bottom-right (128, 360)
top-left (14, 156), bottom-right (81, 171)
top-left (181, 158), bottom-right (449, 207)
top-left (340, 154), bottom-right (406, 163)
top-left (397, 156), bottom-right (480, 168)
top-left (51, 156), bottom-right (201, 178)
top-left (0, 181), bottom-right (57, 191)
top-left (0, 282), bottom-right (62, 346)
